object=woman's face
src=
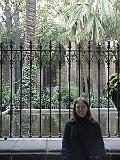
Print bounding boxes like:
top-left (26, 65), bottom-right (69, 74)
top-left (75, 101), bottom-right (88, 118)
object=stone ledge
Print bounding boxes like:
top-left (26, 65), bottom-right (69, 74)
top-left (0, 138), bottom-right (120, 160)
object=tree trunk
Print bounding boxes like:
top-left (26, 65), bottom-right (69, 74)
top-left (91, 43), bottom-right (98, 100)
top-left (13, 3), bottom-right (21, 92)
top-left (26, 0), bottom-right (36, 52)
top-left (5, 0), bottom-right (15, 92)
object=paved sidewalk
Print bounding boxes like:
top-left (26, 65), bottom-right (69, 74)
top-left (0, 137), bottom-right (120, 160)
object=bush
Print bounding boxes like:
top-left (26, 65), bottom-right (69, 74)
top-left (80, 92), bottom-right (115, 108)
top-left (14, 62), bottom-right (38, 108)
top-left (2, 82), bottom-right (11, 111)
top-left (106, 73), bottom-right (120, 109)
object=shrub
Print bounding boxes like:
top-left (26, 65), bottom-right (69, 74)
top-left (106, 73), bottom-right (120, 109)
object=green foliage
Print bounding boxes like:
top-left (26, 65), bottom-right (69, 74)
top-left (2, 83), bottom-right (11, 110)
top-left (0, 0), bottom-right (26, 45)
top-left (1, 70), bottom-right (13, 111)
top-left (36, 1), bottom-right (68, 49)
top-left (1, 0), bottom-right (120, 47)
top-left (40, 87), bottom-right (115, 109)
top-left (106, 73), bottom-right (120, 108)
top-left (53, 83), bottom-right (79, 108)
top-left (27, 83), bottom-right (79, 109)
top-left (2, 83), bottom-right (15, 112)
top-left (14, 62), bottom-right (38, 108)
top-left (90, 96), bottom-right (115, 108)
top-left (2, 80), bottom-right (115, 110)
top-left (107, 73), bottom-right (119, 95)
top-left (1, 30), bottom-right (8, 49)
top-left (80, 92), bottom-right (115, 108)
top-left (40, 90), bottom-right (50, 108)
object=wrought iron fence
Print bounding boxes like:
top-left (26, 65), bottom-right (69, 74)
top-left (0, 40), bottom-right (120, 138)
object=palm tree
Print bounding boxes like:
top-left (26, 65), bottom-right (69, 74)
top-left (26, 0), bottom-right (36, 52)
top-left (59, 0), bottom-right (118, 100)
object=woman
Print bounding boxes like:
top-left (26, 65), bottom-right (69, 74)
top-left (61, 97), bottom-right (107, 160)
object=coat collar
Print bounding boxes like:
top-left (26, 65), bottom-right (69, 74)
top-left (68, 118), bottom-right (96, 135)
top-left (68, 118), bottom-right (97, 124)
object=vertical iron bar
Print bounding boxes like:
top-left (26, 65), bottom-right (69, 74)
top-left (9, 40), bottom-right (13, 137)
top-left (117, 43), bottom-right (120, 137)
top-left (29, 40), bottom-right (32, 137)
top-left (78, 43), bottom-right (81, 97)
top-left (49, 40), bottom-right (52, 137)
top-left (97, 43), bottom-right (101, 123)
top-left (39, 43), bottom-right (42, 137)
top-left (0, 42), bottom-right (3, 137)
top-left (107, 41), bottom-right (110, 137)
top-left (58, 43), bottom-right (61, 137)
top-left (88, 41), bottom-right (91, 105)
top-left (19, 43), bottom-right (23, 137)
top-left (68, 41), bottom-right (71, 119)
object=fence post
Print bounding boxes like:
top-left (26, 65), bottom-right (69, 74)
top-left (19, 42), bottom-right (23, 138)
top-left (9, 40), bottom-right (13, 138)
top-left (68, 41), bottom-right (71, 118)
top-left (39, 42), bottom-right (42, 137)
top-left (88, 41), bottom-right (91, 106)
top-left (58, 43), bottom-right (62, 137)
top-left (107, 41), bottom-right (110, 137)
top-left (49, 40), bottom-right (52, 137)
top-left (0, 42), bottom-right (3, 138)
top-left (117, 43), bottom-right (120, 137)
top-left (97, 43), bottom-right (101, 123)
top-left (78, 42), bottom-right (81, 97)
top-left (29, 40), bottom-right (32, 138)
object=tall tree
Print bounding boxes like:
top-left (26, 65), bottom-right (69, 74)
top-left (0, 0), bottom-right (26, 92)
top-left (36, 0), bottom-right (68, 89)
top-left (58, 0), bottom-right (119, 99)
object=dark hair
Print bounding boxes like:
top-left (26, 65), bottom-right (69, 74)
top-left (71, 97), bottom-right (93, 120)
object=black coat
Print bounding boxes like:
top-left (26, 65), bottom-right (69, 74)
top-left (61, 119), bottom-right (107, 160)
